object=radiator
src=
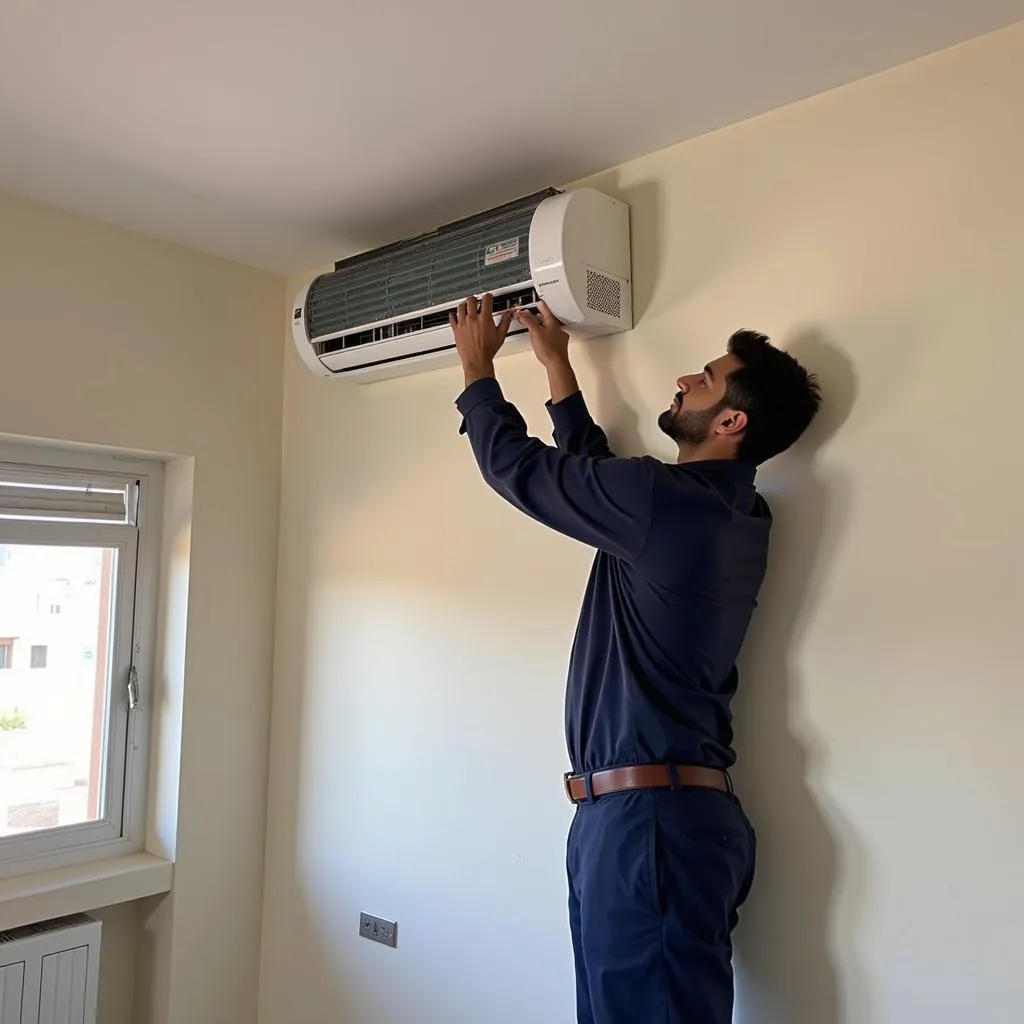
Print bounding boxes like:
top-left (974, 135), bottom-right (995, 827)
top-left (0, 915), bottom-right (101, 1024)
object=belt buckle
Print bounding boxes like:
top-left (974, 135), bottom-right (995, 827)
top-left (563, 771), bottom-right (579, 804)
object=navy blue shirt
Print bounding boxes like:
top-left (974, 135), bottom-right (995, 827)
top-left (456, 377), bottom-right (772, 773)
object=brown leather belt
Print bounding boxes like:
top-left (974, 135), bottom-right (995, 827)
top-left (564, 764), bottom-right (729, 804)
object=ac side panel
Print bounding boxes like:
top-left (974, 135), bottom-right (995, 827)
top-left (528, 192), bottom-right (575, 323)
top-left (564, 187), bottom-right (631, 281)
top-left (290, 280), bottom-right (328, 376)
top-left (530, 188), bottom-right (632, 338)
top-left (566, 189), bottom-right (631, 336)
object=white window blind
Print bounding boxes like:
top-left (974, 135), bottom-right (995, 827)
top-left (0, 466), bottom-right (136, 524)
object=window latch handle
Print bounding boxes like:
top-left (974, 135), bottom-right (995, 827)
top-left (127, 665), bottom-right (140, 710)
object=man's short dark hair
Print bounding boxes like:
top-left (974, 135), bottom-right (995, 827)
top-left (724, 330), bottom-right (822, 466)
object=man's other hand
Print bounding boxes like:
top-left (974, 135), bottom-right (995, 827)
top-left (516, 302), bottom-right (570, 368)
top-left (450, 293), bottom-right (513, 385)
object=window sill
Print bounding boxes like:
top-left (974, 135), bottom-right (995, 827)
top-left (0, 853), bottom-right (173, 932)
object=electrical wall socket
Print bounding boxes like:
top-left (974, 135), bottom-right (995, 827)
top-left (359, 912), bottom-right (398, 948)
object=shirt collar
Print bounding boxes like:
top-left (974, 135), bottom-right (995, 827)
top-left (676, 459), bottom-right (756, 485)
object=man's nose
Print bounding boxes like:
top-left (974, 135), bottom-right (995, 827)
top-left (676, 376), bottom-right (690, 393)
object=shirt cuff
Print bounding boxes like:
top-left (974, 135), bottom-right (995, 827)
top-left (545, 389), bottom-right (590, 435)
top-left (455, 377), bottom-right (504, 435)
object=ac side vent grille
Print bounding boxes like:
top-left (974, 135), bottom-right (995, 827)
top-left (586, 270), bottom-right (622, 318)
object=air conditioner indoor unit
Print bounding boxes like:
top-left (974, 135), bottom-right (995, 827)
top-left (292, 187), bottom-right (631, 383)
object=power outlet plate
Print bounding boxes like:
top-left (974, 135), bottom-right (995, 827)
top-left (359, 912), bottom-right (398, 948)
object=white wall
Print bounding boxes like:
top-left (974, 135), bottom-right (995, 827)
top-left (0, 193), bottom-right (285, 1023)
top-left (260, 22), bottom-right (1024, 1024)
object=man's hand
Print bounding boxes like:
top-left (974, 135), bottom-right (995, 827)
top-left (450, 293), bottom-right (513, 387)
top-left (516, 302), bottom-right (579, 404)
top-left (515, 301), bottom-right (570, 368)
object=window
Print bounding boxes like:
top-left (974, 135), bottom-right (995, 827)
top-left (0, 448), bottom-right (159, 875)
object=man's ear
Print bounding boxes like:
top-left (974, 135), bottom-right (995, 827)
top-left (715, 408), bottom-right (748, 438)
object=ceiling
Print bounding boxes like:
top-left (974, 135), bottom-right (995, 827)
top-left (2, 1), bottom-right (1022, 273)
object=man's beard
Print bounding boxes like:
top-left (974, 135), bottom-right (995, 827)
top-left (657, 394), bottom-right (725, 447)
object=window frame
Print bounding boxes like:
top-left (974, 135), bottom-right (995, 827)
top-left (0, 441), bottom-right (161, 878)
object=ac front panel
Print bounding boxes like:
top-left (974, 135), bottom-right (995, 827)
top-left (306, 189), bottom-right (557, 342)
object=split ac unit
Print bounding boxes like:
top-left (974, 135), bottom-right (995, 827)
top-left (292, 187), bottom-right (631, 383)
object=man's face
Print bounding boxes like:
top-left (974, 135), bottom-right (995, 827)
top-left (657, 352), bottom-right (743, 446)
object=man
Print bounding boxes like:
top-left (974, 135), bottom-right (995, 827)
top-left (450, 294), bottom-right (821, 1024)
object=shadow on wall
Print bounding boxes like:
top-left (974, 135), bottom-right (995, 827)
top-left (580, 339), bottom-right (645, 457)
top-left (731, 330), bottom-right (862, 1024)
top-left (554, 179), bottom-right (866, 1024)
top-left (573, 172), bottom-right (665, 457)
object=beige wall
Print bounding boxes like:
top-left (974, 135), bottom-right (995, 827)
top-left (0, 193), bottom-right (285, 1023)
top-left (260, 22), bottom-right (1024, 1024)
top-left (92, 903), bottom-right (139, 1024)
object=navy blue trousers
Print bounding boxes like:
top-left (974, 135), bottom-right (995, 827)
top-left (567, 787), bottom-right (756, 1024)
